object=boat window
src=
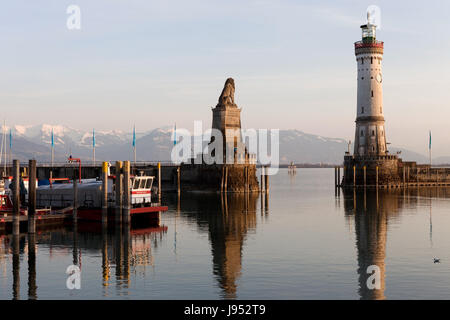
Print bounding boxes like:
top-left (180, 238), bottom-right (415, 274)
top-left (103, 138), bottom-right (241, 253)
top-left (133, 178), bottom-right (140, 189)
top-left (145, 178), bottom-right (152, 189)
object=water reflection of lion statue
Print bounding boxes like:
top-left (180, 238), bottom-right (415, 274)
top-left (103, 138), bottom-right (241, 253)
top-left (218, 78), bottom-right (235, 106)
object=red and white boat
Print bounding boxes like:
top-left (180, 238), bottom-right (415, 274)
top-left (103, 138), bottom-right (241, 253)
top-left (36, 174), bottom-right (168, 222)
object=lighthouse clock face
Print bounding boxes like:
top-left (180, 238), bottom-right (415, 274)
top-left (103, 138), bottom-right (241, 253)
top-left (376, 73), bottom-right (382, 83)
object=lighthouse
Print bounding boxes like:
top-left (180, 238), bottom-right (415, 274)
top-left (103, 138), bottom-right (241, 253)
top-left (354, 14), bottom-right (387, 156)
top-left (342, 12), bottom-right (401, 187)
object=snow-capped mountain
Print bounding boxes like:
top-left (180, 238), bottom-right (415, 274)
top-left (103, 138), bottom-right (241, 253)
top-left (0, 124), bottom-right (431, 164)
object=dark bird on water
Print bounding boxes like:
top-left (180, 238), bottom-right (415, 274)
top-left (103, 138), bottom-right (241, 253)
top-left (433, 258), bottom-right (441, 264)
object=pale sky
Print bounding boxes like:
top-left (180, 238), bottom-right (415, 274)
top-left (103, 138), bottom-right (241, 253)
top-left (1, 0), bottom-right (450, 156)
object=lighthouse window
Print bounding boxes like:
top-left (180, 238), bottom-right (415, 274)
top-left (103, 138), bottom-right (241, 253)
top-left (372, 130), bottom-right (375, 136)
top-left (361, 107), bottom-right (364, 113)
top-left (371, 90), bottom-right (374, 97)
top-left (361, 58), bottom-right (364, 65)
top-left (361, 130), bottom-right (364, 136)
top-left (371, 57), bottom-right (373, 64)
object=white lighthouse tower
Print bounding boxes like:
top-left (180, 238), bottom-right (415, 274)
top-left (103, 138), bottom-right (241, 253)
top-left (353, 13), bottom-right (387, 156)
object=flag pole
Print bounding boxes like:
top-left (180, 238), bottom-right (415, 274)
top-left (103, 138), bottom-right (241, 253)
top-left (1, 121), bottom-right (5, 175)
top-left (429, 130), bottom-right (432, 167)
top-left (132, 124), bottom-right (136, 168)
top-left (9, 128), bottom-right (12, 170)
top-left (93, 128), bottom-right (96, 165)
top-left (50, 127), bottom-right (54, 188)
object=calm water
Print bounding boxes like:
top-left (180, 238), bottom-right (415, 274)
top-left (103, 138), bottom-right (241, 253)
top-left (1, 168), bottom-right (450, 300)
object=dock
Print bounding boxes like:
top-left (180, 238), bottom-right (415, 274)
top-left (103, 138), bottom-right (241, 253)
top-left (0, 209), bottom-right (72, 233)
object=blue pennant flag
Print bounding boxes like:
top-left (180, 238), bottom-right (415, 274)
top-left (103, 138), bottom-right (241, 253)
top-left (9, 129), bottom-right (12, 149)
top-left (51, 128), bottom-right (54, 148)
top-left (173, 123), bottom-right (177, 146)
top-left (93, 128), bottom-right (96, 148)
top-left (132, 125), bottom-right (136, 147)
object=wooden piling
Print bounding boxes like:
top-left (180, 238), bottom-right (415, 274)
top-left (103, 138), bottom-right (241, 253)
top-left (12, 159), bottom-right (20, 236)
top-left (157, 162), bottom-right (161, 202)
top-left (102, 161), bottom-right (108, 225)
top-left (123, 161), bottom-right (131, 224)
top-left (260, 167), bottom-right (264, 193)
top-left (338, 166), bottom-right (341, 187)
top-left (376, 166), bottom-right (379, 188)
top-left (224, 165), bottom-right (228, 193)
top-left (407, 166), bottom-right (410, 183)
top-left (177, 166), bottom-right (181, 195)
top-left (334, 167), bottom-right (337, 188)
top-left (73, 176), bottom-right (78, 223)
top-left (403, 167), bottom-right (406, 187)
top-left (343, 166), bottom-right (346, 185)
top-left (244, 166), bottom-right (248, 193)
top-left (246, 166), bottom-right (249, 193)
top-left (115, 161), bottom-right (123, 223)
top-left (264, 166), bottom-right (269, 193)
top-left (28, 160), bottom-right (37, 234)
top-left (353, 165), bottom-right (356, 187)
top-left (221, 165), bottom-right (224, 193)
top-left (363, 166), bottom-right (366, 188)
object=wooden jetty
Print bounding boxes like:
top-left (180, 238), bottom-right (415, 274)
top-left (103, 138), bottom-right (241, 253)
top-left (0, 207), bottom-right (73, 233)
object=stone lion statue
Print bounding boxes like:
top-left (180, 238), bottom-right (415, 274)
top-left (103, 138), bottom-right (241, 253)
top-left (218, 78), bottom-right (235, 106)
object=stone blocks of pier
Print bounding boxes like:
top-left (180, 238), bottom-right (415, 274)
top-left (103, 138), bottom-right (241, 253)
top-left (342, 154), bottom-right (400, 186)
top-left (180, 163), bottom-right (259, 193)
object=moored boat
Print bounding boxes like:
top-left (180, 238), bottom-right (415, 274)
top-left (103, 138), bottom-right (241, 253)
top-left (36, 174), bottom-right (168, 222)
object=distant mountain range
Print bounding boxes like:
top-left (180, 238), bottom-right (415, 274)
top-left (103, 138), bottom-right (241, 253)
top-left (0, 124), bottom-right (444, 165)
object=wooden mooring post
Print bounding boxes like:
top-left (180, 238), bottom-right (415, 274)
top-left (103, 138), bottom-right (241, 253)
top-left (260, 167), bottom-right (264, 193)
top-left (115, 161), bottom-right (123, 223)
top-left (403, 167), bottom-right (406, 187)
top-left (157, 162), bottom-right (162, 202)
top-left (337, 166), bottom-right (341, 187)
top-left (177, 165), bottom-right (181, 195)
top-left (123, 161), bottom-right (131, 224)
top-left (376, 166), bottom-right (379, 188)
top-left (28, 160), bottom-right (37, 234)
top-left (334, 167), bottom-right (337, 188)
top-left (363, 166), bottom-right (366, 188)
top-left (224, 165), bottom-right (228, 193)
top-left (12, 159), bottom-right (20, 236)
top-left (73, 175), bottom-right (78, 223)
top-left (264, 166), bottom-right (269, 194)
top-left (353, 165), bottom-right (356, 187)
top-left (102, 161), bottom-right (108, 225)
top-left (221, 165), bottom-right (225, 193)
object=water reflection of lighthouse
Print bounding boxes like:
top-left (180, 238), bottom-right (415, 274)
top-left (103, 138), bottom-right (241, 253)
top-left (343, 189), bottom-right (400, 300)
